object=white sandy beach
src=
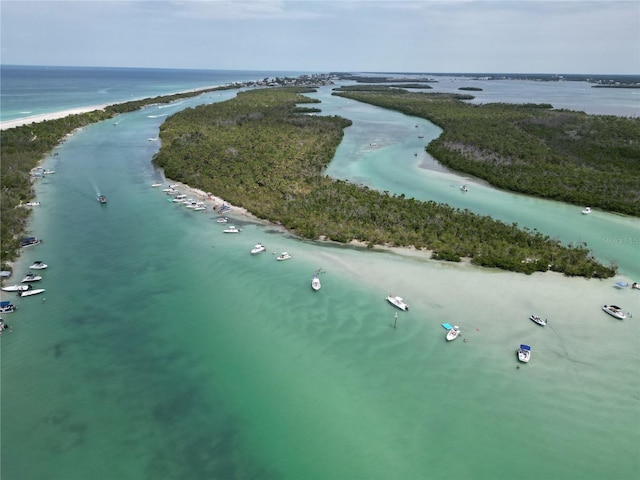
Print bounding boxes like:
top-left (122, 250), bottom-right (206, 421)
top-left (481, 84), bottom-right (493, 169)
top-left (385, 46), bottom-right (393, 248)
top-left (0, 104), bottom-right (112, 130)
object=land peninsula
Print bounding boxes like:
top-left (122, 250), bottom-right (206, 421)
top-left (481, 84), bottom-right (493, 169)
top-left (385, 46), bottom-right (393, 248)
top-left (152, 87), bottom-right (616, 278)
top-left (1, 78), bottom-right (630, 279)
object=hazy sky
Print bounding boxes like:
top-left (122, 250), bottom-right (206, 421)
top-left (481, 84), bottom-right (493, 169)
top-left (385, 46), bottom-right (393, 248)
top-left (1, 0), bottom-right (638, 74)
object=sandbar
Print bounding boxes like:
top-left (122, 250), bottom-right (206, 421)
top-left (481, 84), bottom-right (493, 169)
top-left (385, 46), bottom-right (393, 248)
top-left (0, 104), bottom-right (111, 131)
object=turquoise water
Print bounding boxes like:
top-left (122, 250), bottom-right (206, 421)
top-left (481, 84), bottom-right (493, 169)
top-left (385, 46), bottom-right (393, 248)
top-left (1, 80), bottom-right (639, 479)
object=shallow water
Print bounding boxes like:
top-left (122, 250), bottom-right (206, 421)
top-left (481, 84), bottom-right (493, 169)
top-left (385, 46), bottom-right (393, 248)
top-left (1, 81), bottom-right (639, 480)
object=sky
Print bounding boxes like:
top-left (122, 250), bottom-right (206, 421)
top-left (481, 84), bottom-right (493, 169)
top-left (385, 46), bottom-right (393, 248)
top-left (1, 0), bottom-right (638, 75)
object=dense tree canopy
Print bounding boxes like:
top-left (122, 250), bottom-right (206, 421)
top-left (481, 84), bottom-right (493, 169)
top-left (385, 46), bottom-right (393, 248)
top-left (153, 87), bottom-right (616, 278)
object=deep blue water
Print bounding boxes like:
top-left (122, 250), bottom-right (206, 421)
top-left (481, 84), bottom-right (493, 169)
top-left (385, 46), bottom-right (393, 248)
top-left (0, 65), bottom-right (309, 121)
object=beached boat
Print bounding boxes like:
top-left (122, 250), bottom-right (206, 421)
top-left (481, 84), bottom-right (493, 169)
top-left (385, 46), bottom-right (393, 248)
top-left (386, 295), bottom-right (409, 311)
top-left (25, 202), bottom-right (40, 207)
top-left (223, 225), bottom-right (241, 233)
top-left (446, 325), bottom-right (461, 341)
top-left (1, 284), bottom-right (29, 292)
top-left (517, 344), bottom-right (531, 363)
top-left (0, 301), bottom-right (16, 313)
top-left (20, 237), bottom-right (42, 247)
top-left (29, 261), bottom-right (48, 270)
top-left (529, 314), bottom-right (547, 326)
top-left (602, 304), bottom-right (627, 320)
top-left (21, 273), bottom-right (42, 283)
top-left (582, 207), bottom-right (592, 214)
top-left (98, 195), bottom-right (107, 204)
top-left (19, 287), bottom-right (45, 297)
top-left (276, 252), bottom-right (292, 261)
top-left (250, 243), bottom-right (267, 255)
top-left (311, 274), bottom-right (321, 291)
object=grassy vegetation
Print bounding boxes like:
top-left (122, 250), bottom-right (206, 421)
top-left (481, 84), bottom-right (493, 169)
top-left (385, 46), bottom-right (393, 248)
top-left (153, 87), bottom-right (616, 278)
top-left (332, 86), bottom-right (640, 216)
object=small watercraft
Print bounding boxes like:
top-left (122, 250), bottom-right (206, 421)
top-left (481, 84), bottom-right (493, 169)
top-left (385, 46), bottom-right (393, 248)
top-left (446, 325), bottom-right (461, 341)
top-left (311, 274), bottom-right (321, 291)
top-left (98, 195), bottom-right (107, 204)
top-left (251, 243), bottom-right (267, 255)
top-left (19, 288), bottom-right (45, 297)
top-left (517, 344), bottom-right (531, 363)
top-left (0, 301), bottom-right (17, 313)
top-left (1, 284), bottom-right (29, 292)
top-left (276, 252), bottom-right (292, 261)
top-left (29, 261), bottom-right (48, 270)
top-left (529, 314), bottom-right (547, 326)
top-left (223, 225), bottom-right (241, 233)
top-left (582, 207), bottom-right (592, 215)
top-left (602, 304), bottom-right (627, 320)
top-left (21, 273), bottom-right (42, 283)
top-left (386, 295), bottom-right (409, 311)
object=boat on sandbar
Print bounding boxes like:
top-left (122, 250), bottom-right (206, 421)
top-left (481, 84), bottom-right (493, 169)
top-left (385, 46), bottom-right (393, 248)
top-left (517, 344), bottom-right (531, 363)
top-left (216, 217), bottom-right (228, 223)
top-left (386, 294), bottom-right (409, 311)
top-left (529, 314), bottom-right (547, 326)
top-left (602, 304), bottom-right (627, 320)
top-left (582, 207), bottom-right (592, 214)
top-left (446, 325), bottom-right (461, 341)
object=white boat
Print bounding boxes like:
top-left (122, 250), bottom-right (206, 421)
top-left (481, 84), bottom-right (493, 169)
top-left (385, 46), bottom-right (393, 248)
top-left (633, 282), bottom-right (640, 290)
top-left (25, 202), bottom-right (40, 207)
top-left (223, 225), bottom-right (241, 233)
top-left (0, 301), bottom-right (16, 313)
top-left (20, 237), bottom-right (42, 247)
top-left (386, 295), bottom-right (409, 311)
top-left (311, 274), bottom-right (321, 291)
top-left (29, 261), bottom-right (48, 270)
top-left (582, 207), bottom-right (592, 214)
top-left (1, 284), bottom-right (29, 292)
top-left (250, 243), bottom-right (266, 255)
top-left (602, 304), bottom-right (627, 320)
top-left (21, 273), bottom-right (42, 283)
top-left (517, 344), bottom-right (531, 363)
top-left (19, 288), bottom-right (45, 297)
top-left (529, 314), bottom-right (547, 326)
top-left (98, 195), bottom-right (107, 204)
top-left (276, 252), bottom-right (292, 261)
top-left (460, 185), bottom-right (469, 192)
top-left (216, 217), bottom-right (228, 223)
top-left (446, 325), bottom-right (461, 341)
top-left (151, 183), bottom-right (163, 187)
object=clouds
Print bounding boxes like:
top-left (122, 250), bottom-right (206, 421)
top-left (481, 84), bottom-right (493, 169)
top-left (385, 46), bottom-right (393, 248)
top-left (1, 0), bottom-right (638, 74)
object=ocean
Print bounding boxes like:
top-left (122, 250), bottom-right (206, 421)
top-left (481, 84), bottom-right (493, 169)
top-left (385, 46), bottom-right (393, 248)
top-left (1, 66), bottom-right (639, 480)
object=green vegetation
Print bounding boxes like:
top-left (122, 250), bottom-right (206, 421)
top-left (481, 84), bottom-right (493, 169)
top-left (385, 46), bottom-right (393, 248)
top-left (333, 87), bottom-right (640, 216)
top-left (153, 87), bottom-right (615, 278)
top-left (0, 86), bottom-right (241, 269)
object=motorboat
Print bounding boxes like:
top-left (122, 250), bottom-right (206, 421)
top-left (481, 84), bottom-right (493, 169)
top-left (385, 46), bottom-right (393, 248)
top-left (216, 217), bottom-right (228, 223)
top-left (311, 274), bottom-right (321, 291)
top-left (1, 284), bottom-right (29, 292)
top-left (0, 320), bottom-right (11, 335)
top-left (250, 243), bottom-right (267, 255)
top-left (446, 325), bottom-right (461, 341)
top-left (152, 183), bottom-right (163, 187)
top-left (602, 304), bottom-right (627, 320)
top-left (0, 301), bottom-right (16, 313)
top-left (19, 287), bottom-right (45, 297)
top-left (529, 314), bottom-right (547, 326)
top-left (386, 295), bottom-right (409, 311)
top-left (21, 273), bottom-right (42, 283)
top-left (276, 252), bottom-right (292, 261)
top-left (517, 344), bottom-right (531, 363)
top-left (223, 225), bottom-right (241, 233)
top-left (98, 195), bottom-right (107, 204)
top-left (29, 261), bottom-right (48, 270)
top-left (582, 207), bottom-right (592, 215)
top-left (25, 202), bottom-right (40, 207)
top-left (460, 185), bottom-right (469, 192)
top-left (20, 237), bottom-right (42, 247)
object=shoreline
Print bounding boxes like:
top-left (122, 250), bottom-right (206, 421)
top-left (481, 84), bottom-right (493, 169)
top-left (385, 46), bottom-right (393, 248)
top-left (0, 105), bottom-right (111, 130)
